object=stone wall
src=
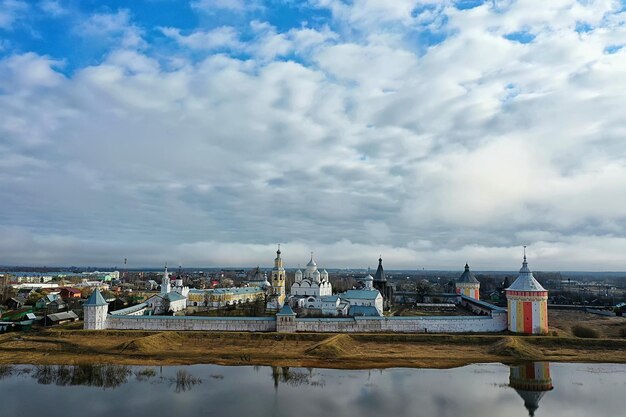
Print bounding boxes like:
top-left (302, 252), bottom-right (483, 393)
top-left (106, 315), bottom-right (276, 332)
top-left (292, 312), bottom-right (507, 333)
top-left (102, 312), bottom-right (507, 333)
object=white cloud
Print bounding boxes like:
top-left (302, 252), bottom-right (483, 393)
top-left (39, 0), bottom-right (67, 17)
top-left (1, 1), bottom-right (626, 269)
top-left (160, 26), bottom-right (243, 50)
top-left (0, 0), bottom-right (28, 30)
top-left (190, 0), bottom-right (262, 13)
top-left (76, 9), bottom-right (145, 49)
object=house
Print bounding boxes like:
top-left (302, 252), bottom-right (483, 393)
top-left (44, 311), bottom-right (79, 326)
top-left (47, 299), bottom-right (67, 313)
top-left (59, 288), bottom-right (81, 299)
top-left (35, 294), bottom-right (60, 309)
top-left (6, 297), bottom-right (25, 310)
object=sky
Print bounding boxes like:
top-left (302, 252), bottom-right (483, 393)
top-left (1, 0), bottom-right (626, 270)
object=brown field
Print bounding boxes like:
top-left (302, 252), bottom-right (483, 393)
top-left (0, 310), bottom-right (624, 369)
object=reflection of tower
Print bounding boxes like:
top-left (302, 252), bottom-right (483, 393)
top-left (509, 362), bottom-right (553, 417)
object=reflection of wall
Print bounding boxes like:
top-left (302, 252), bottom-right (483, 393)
top-left (509, 362), bottom-right (553, 417)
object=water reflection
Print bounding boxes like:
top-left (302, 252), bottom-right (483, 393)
top-left (509, 362), bottom-right (553, 417)
top-left (0, 362), bottom-right (624, 417)
top-left (34, 365), bottom-right (132, 388)
top-left (0, 364), bottom-right (202, 392)
top-left (271, 366), bottom-right (324, 388)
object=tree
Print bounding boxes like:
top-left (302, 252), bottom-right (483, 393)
top-left (415, 280), bottom-right (432, 303)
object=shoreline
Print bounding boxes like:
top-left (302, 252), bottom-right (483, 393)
top-left (1, 329), bottom-right (625, 369)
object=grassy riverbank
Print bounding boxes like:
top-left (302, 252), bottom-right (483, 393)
top-left (1, 328), bottom-right (625, 369)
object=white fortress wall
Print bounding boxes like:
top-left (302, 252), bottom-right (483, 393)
top-left (291, 312), bottom-right (507, 333)
top-left (102, 312), bottom-right (506, 333)
top-left (107, 316), bottom-right (277, 332)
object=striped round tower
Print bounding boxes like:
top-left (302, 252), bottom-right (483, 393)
top-left (505, 249), bottom-right (548, 335)
top-left (455, 263), bottom-right (480, 300)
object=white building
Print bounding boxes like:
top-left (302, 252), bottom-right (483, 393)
top-left (343, 288), bottom-right (383, 316)
top-left (290, 254), bottom-right (332, 297)
top-left (145, 265), bottom-right (187, 314)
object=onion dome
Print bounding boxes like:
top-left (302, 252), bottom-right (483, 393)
top-left (507, 253), bottom-right (546, 292)
top-left (363, 274), bottom-right (374, 282)
top-left (312, 269), bottom-right (321, 282)
top-left (321, 269), bottom-right (329, 281)
top-left (295, 269), bottom-right (303, 281)
top-left (306, 253), bottom-right (317, 273)
top-left (457, 263), bottom-right (479, 283)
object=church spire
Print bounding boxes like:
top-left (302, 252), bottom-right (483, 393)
top-left (374, 255), bottom-right (386, 282)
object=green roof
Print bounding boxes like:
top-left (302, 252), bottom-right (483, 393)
top-left (277, 305), bottom-right (295, 316)
top-left (84, 289), bottom-right (108, 306)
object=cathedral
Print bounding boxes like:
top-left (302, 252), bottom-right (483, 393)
top-left (290, 254), bottom-right (332, 297)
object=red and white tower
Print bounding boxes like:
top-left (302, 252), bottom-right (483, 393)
top-left (506, 247), bottom-right (549, 335)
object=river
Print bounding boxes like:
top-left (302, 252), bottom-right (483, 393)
top-left (0, 362), bottom-right (624, 416)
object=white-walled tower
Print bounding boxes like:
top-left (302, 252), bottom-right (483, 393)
top-left (83, 289), bottom-right (109, 330)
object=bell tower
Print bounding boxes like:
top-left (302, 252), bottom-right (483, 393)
top-left (270, 244), bottom-right (286, 308)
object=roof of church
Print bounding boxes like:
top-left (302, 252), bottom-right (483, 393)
top-left (349, 305), bottom-right (380, 317)
top-left (373, 257), bottom-right (386, 282)
top-left (164, 292), bottom-right (186, 302)
top-left (457, 263), bottom-right (479, 284)
top-left (344, 289), bottom-right (381, 300)
top-left (507, 255), bottom-right (546, 292)
top-left (84, 289), bottom-right (107, 306)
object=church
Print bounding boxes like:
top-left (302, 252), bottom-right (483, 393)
top-left (144, 265), bottom-right (187, 314)
top-left (290, 254), bottom-right (332, 297)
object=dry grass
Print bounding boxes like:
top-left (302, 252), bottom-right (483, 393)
top-left (487, 337), bottom-right (542, 360)
top-left (0, 328), bottom-right (625, 369)
top-left (549, 310), bottom-right (626, 338)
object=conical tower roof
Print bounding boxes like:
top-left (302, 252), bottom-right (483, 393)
top-left (507, 249), bottom-right (545, 292)
top-left (457, 263), bottom-right (479, 284)
top-left (374, 256), bottom-right (386, 282)
top-left (84, 289), bottom-right (107, 306)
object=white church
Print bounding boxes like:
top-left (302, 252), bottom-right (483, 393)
top-left (290, 254), bottom-right (333, 297)
top-left (144, 265), bottom-right (188, 314)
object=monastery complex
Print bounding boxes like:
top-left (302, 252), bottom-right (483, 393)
top-left (84, 247), bottom-right (549, 335)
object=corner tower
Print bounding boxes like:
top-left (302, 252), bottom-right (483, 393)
top-left (455, 263), bottom-right (480, 300)
top-left (83, 289), bottom-right (109, 330)
top-left (505, 248), bottom-right (549, 335)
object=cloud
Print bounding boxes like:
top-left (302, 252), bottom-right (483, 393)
top-left (39, 0), bottom-right (67, 17)
top-left (190, 0), bottom-right (261, 14)
top-left (76, 9), bottom-right (145, 49)
top-left (160, 26), bottom-right (243, 50)
top-left (0, 1), bottom-right (626, 269)
top-left (0, 0), bottom-right (28, 30)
